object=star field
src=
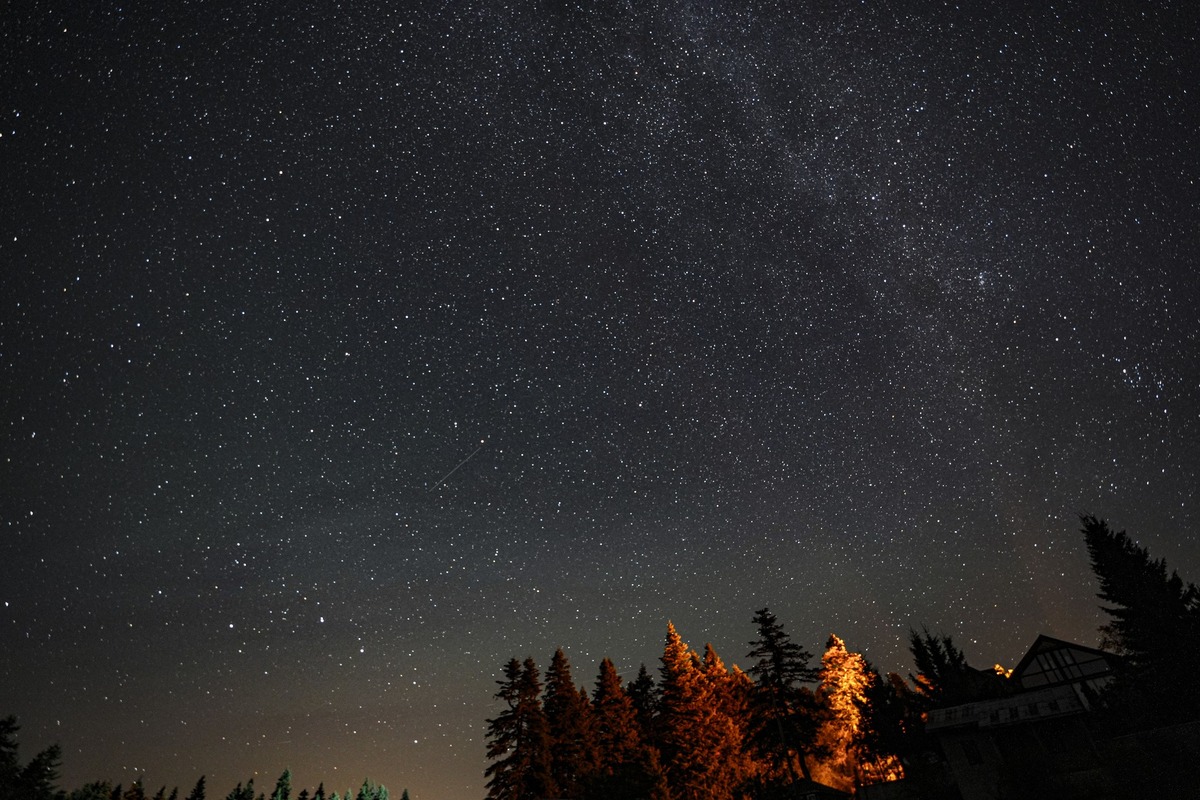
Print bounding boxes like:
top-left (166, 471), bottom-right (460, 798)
top-left (3, 3), bottom-right (1199, 799)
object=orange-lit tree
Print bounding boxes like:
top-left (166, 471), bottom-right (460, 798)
top-left (657, 623), bottom-right (745, 800)
top-left (811, 635), bottom-right (904, 792)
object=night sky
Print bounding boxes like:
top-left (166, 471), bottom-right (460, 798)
top-left (4, 2), bottom-right (1199, 798)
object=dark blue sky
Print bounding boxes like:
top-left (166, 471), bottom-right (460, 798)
top-left (3, 2), bottom-right (1198, 798)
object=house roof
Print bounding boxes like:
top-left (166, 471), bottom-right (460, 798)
top-left (1010, 634), bottom-right (1120, 690)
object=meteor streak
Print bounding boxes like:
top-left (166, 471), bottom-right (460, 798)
top-left (430, 440), bottom-right (485, 490)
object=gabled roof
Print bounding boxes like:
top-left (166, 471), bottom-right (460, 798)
top-left (1010, 634), bottom-right (1120, 690)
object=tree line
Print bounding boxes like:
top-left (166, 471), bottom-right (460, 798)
top-left (483, 515), bottom-right (1200, 799)
top-left (4, 514), bottom-right (1195, 800)
top-left (0, 728), bottom-right (402, 800)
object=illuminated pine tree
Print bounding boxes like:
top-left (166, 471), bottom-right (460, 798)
top-left (657, 623), bottom-right (745, 800)
top-left (700, 643), bottom-right (756, 793)
top-left (811, 635), bottom-right (903, 792)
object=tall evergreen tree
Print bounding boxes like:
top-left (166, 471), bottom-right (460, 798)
top-left (223, 779), bottom-right (254, 800)
top-left (746, 608), bottom-right (822, 783)
top-left (185, 777), bottom-right (206, 800)
top-left (855, 671), bottom-right (920, 777)
top-left (699, 643), bottom-right (755, 793)
top-left (625, 664), bottom-right (658, 742)
top-left (123, 779), bottom-right (147, 800)
top-left (312, 784), bottom-right (325, 800)
top-left (0, 715), bottom-right (62, 800)
top-left (657, 623), bottom-right (743, 800)
top-left (1082, 514), bottom-right (1200, 723)
top-left (485, 657), bottom-right (557, 800)
top-left (543, 648), bottom-right (599, 798)
top-left (353, 779), bottom-right (386, 800)
top-left (270, 770), bottom-right (291, 800)
top-left (907, 627), bottom-right (1008, 709)
top-left (592, 658), bottom-right (645, 774)
top-left (588, 658), bottom-right (670, 800)
top-left (812, 635), bottom-right (903, 792)
top-left (18, 743), bottom-right (62, 800)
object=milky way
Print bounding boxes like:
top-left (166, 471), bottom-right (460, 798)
top-left (3, 3), bottom-right (1198, 799)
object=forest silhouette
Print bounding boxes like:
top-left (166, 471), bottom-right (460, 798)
top-left (7, 516), bottom-right (1198, 800)
top-left (480, 515), bottom-right (1200, 799)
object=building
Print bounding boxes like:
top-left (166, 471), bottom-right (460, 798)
top-left (924, 635), bottom-right (1120, 800)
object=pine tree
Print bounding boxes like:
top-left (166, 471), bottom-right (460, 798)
top-left (271, 770), bottom-right (291, 800)
top-left (0, 716), bottom-right (62, 800)
top-left (354, 779), bottom-right (386, 800)
top-left (587, 657), bottom-right (670, 800)
top-left (699, 643), bottom-right (755, 794)
top-left (656, 623), bottom-right (744, 800)
top-left (485, 657), bottom-right (557, 800)
top-left (124, 779), bottom-right (147, 800)
top-left (592, 658), bottom-right (645, 773)
top-left (152, 788), bottom-right (166, 800)
top-left (746, 608), bottom-right (822, 783)
top-left (907, 627), bottom-right (1008, 709)
top-left (543, 648), bottom-right (599, 797)
top-left (185, 777), bottom-right (206, 800)
top-left (69, 781), bottom-right (114, 800)
top-left (168, 788), bottom-right (179, 800)
top-left (625, 664), bottom-right (658, 742)
top-left (1082, 514), bottom-right (1200, 723)
top-left (856, 671), bottom-right (920, 777)
top-left (312, 784), bottom-right (325, 800)
top-left (811, 635), bottom-right (904, 792)
top-left (18, 743), bottom-right (62, 800)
